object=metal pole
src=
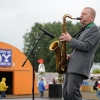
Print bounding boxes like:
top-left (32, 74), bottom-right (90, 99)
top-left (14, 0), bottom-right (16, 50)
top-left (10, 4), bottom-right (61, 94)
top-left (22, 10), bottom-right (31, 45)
top-left (32, 66), bottom-right (35, 100)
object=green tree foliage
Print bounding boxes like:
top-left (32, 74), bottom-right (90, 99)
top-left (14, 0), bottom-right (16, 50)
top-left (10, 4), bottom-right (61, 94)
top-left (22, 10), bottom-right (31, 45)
top-left (94, 43), bottom-right (100, 62)
top-left (23, 22), bottom-right (62, 72)
top-left (93, 68), bottom-right (100, 74)
top-left (23, 21), bottom-right (100, 72)
top-left (94, 26), bottom-right (100, 62)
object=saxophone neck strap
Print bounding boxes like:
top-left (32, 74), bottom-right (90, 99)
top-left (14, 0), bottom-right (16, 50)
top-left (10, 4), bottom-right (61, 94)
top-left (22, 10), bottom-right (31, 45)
top-left (72, 22), bottom-right (94, 38)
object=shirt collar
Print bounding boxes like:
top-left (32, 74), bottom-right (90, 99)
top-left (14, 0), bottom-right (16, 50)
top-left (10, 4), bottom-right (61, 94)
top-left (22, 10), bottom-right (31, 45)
top-left (86, 22), bottom-right (94, 28)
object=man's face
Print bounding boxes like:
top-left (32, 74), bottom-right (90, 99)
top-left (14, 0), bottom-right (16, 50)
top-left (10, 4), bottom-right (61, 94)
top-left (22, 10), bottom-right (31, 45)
top-left (80, 8), bottom-right (93, 26)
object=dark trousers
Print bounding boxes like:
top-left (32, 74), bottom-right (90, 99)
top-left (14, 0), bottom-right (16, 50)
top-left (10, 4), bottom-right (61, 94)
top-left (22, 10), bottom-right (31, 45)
top-left (39, 91), bottom-right (44, 97)
top-left (63, 73), bottom-right (85, 100)
top-left (1, 91), bottom-right (6, 98)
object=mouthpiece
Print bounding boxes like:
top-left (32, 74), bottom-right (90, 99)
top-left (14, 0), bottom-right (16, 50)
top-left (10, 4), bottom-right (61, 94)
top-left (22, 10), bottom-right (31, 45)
top-left (73, 17), bottom-right (81, 20)
top-left (76, 17), bottom-right (81, 20)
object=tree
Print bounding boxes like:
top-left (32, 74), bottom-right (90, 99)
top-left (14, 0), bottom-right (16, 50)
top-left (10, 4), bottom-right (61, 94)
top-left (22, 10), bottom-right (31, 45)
top-left (23, 21), bottom-right (100, 72)
top-left (92, 68), bottom-right (100, 74)
top-left (23, 22), bottom-right (62, 72)
top-left (94, 44), bottom-right (100, 62)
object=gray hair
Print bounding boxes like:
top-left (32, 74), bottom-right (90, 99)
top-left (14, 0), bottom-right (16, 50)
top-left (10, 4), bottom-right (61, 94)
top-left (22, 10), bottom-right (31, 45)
top-left (84, 7), bottom-right (96, 18)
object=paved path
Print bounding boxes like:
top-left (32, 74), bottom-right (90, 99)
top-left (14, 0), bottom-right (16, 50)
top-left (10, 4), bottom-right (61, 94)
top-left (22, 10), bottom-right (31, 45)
top-left (0, 98), bottom-right (91, 100)
top-left (4, 90), bottom-right (97, 100)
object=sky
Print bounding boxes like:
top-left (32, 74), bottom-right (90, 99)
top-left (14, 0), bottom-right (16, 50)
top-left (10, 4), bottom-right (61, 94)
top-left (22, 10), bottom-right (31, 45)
top-left (0, 0), bottom-right (100, 52)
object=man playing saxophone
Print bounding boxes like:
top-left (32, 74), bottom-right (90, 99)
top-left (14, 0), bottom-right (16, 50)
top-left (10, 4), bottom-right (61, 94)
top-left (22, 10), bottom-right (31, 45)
top-left (59, 7), bottom-right (100, 100)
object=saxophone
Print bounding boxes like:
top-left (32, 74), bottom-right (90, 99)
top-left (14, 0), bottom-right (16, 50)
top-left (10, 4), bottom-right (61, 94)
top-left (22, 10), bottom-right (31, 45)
top-left (49, 14), bottom-right (81, 74)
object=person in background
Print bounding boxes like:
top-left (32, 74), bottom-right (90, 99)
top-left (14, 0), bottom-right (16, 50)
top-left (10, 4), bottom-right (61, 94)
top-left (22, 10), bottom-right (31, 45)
top-left (38, 78), bottom-right (45, 98)
top-left (93, 78), bottom-right (98, 91)
top-left (0, 77), bottom-right (8, 98)
top-left (52, 78), bottom-right (57, 84)
top-left (59, 7), bottom-right (100, 100)
top-left (97, 79), bottom-right (100, 99)
top-left (0, 82), bottom-right (1, 98)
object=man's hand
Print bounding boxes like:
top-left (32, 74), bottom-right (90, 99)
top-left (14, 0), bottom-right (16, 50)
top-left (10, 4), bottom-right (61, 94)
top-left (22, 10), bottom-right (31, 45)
top-left (59, 32), bottom-right (72, 42)
top-left (66, 54), bottom-right (70, 60)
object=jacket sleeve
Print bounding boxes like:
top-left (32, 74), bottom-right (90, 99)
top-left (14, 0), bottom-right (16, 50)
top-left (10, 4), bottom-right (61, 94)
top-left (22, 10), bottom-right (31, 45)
top-left (43, 83), bottom-right (45, 90)
top-left (70, 26), bottom-right (100, 52)
top-left (2, 82), bottom-right (8, 89)
top-left (0, 83), bottom-right (1, 91)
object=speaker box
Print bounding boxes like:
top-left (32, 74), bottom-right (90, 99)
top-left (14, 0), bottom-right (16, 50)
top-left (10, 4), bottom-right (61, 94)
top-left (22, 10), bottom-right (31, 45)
top-left (49, 84), bottom-right (62, 98)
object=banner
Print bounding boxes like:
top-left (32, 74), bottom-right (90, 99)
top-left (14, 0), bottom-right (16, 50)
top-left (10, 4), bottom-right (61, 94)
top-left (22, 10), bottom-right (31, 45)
top-left (0, 49), bottom-right (12, 67)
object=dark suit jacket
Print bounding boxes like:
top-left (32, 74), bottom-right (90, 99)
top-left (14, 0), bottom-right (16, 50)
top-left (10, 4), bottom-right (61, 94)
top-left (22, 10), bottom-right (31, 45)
top-left (67, 23), bottom-right (100, 79)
